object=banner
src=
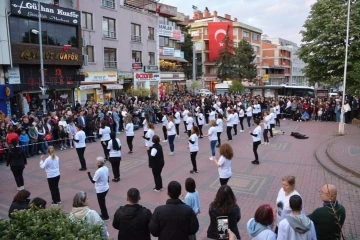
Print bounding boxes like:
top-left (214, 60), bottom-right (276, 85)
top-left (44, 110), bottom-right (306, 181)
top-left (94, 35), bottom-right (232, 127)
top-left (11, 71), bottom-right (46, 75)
top-left (208, 22), bottom-right (233, 61)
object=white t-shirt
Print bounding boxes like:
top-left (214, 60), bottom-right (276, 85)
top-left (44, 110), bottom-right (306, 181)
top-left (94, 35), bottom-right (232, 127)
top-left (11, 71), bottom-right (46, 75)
top-left (182, 110), bottom-right (189, 121)
top-left (209, 111), bottom-right (216, 121)
top-left (92, 166), bottom-right (109, 193)
top-left (246, 107), bottom-right (253, 117)
top-left (208, 126), bottom-right (218, 141)
top-left (39, 156), bottom-right (60, 178)
top-left (195, 106), bottom-right (200, 116)
top-left (161, 116), bottom-right (168, 126)
top-left (253, 104), bottom-right (261, 114)
top-left (276, 188), bottom-right (304, 225)
top-left (167, 121), bottom-right (176, 136)
top-left (143, 119), bottom-right (148, 131)
top-left (174, 112), bottom-right (181, 124)
top-left (232, 112), bottom-right (239, 124)
top-left (217, 156), bottom-right (232, 178)
top-left (269, 113), bottom-right (276, 124)
top-left (264, 115), bottom-right (271, 129)
top-left (216, 119), bottom-right (223, 132)
top-left (226, 114), bottom-right (234, 127)
top-left (189, 133), bottom-right (199, 152)
top-left (252, 125), bottom-right (262, 142)
top-left (186, 117), bottom-right (194, 131)
top-left (197, 113), bottom-right (205, 125)
top-left (125, 123), bottom-right (134, 136)
top-left (99, 127), bottom-right (111, 141)
top-left (74, 130), bottom-right (86, 148)
top-left (275, 105), bottom-right (281, 116)
top-left (239, 109), bottom-right (245, 117)
top-left (107, 138), bottom-right (121, 157)
top-left (145, 129), bottom-right (154, 147)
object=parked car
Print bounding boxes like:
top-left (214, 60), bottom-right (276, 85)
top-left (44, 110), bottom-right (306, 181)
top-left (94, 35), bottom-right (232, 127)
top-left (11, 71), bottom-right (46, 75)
top-left (198, 89), bottom-right (213, 96)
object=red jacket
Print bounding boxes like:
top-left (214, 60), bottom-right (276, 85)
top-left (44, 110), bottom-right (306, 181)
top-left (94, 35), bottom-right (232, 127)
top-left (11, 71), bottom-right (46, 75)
top-left (6, 132), bottom-right (19, 145)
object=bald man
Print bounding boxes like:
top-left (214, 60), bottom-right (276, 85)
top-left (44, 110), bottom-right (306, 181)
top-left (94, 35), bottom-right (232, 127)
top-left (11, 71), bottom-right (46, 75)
top-left (308, 184), bottom-right (346, 240)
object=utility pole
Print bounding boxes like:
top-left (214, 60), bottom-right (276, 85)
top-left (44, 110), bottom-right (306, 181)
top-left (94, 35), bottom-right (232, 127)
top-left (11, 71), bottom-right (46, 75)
top-left (38, 0), bottom-right (46, 114)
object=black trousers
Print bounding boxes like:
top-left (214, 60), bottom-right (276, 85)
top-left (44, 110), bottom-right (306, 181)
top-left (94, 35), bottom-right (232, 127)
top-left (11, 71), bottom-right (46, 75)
top-left (97, 190), bottom-right (109, 219)
top-left (76, 147), bottom-right (86, 169)
top-left (253, 141), bottom-right (261, 161)
top-left (143, 131), bottom-right (147, 137)
top-left (190, 151), bottom-right (198, 172)
top-left (86, 126), bottom-right (95, 142)
top-left (175, 124), bottom-right (180, 135)
top-left (162, 126), bottom-right (168, 140)
top-left (263, 129), bottom-right (269, 143)
top-left (226, 126), bottom-right (233, 140)
top-left (205, 113), bottom-right (209, 124)
top-left (275, 117), bottom-right (280, 126)
top-left (11, 166), bottom-right (24, 187)
top-left (47, 175), bottom-right (61, 203)
top-left (126, 136), bottom-right (134, 151)
top-left (239, 117), bottom-right (244, 130)
top-left (270, 124), bottom-right (275, 137)
top-left (101, 140), bottom-right (110, 159)
top-left (187, 130), bottom-right (191, 137)
top-left (217, 132), bottom-right (222, 146)
top-left (198, 125), bottom-right (203, 136)
top-left (233, 124), bottom-right (238, 135)
top-left (220, 177), bottom-right (230, 186)
top-left (147, 149), bottom-right (151, 167)
top-left (152, 167), bottom-right (163, 190)
top-left (110, 157), bottom-right (121, 179)
top-left (183, 121), bottom-right (187, 133)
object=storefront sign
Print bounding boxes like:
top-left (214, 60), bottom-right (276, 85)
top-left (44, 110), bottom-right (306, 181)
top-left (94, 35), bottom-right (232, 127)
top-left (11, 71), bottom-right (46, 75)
top-left (79, 84), bottom-right (101, 90)
top-left (8, 66), bottom-right (21, 84)
top-left (158, 24), bottom-right (173, 37)
top-left (174, 50), bottom-right (181, 58)
top-left (103, 84), bottom-right (123, 90)
top-left (162, 47), bottom-right (174, 56)
top-left (82, 72), bottom-right (117, 83)
top-left (172, 30), bottom-right (181, 41)
top-left (134, 72), bottom-right (160, 82)
top-left (20, 49), bottom-right (79, 61)
top-left (143, 65), bottom-right (159, 73)
top-left (11, 0), bottom-right (81, 26)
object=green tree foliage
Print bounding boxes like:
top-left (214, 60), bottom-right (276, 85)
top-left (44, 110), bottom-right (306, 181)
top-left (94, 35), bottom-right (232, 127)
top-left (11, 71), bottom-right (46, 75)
top-left (229, 80), bottom-right (244, 93)
top-left (126, 87), bottom-right (150, 97)
top-left (216, 26), bottom-right (235, 82)
top-left (0, 206), bottom-right (105, 240)
top-left (181, 27), bottom-right (202, 80)
top-left (232, 40), bottom-right (257, 81)
top-left (190, 81), bottom-right (201, 91)
top-left (298, 0), bottom-right (360, 94)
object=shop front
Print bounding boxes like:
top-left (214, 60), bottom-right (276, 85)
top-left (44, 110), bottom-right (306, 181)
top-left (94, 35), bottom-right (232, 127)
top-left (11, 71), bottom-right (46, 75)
top-left (118, 72), bottom-right (133, 92)
top-left (134, 72), bottom-right (160, 98)
top-left (160, 72), bottom-right (186, 93)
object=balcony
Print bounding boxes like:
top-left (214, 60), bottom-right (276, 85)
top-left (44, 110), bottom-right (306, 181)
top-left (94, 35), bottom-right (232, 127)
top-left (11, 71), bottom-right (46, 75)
top-left (131, 35), bottom-right (142, 43)
top-left (104, 61), bottom-right (117, 68)
top-left (132, 62), bottom-right (143, 70)
top-left (269, 73), bottom-right (285, 78)
top-left (102, 0), bottom-right (115, 9)
top-left (103, 30), bottom-right (116, 39)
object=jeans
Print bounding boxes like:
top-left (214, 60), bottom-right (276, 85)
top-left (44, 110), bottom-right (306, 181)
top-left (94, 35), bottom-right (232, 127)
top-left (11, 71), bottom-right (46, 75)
top-left (126, 136), bottom-right (134, 152)
top-left (162, 126), bottom-right (168, 140)
top-left (190, 151), bottom-right (198, 172)
top-left (210, 140), bottom-right (217, 156)
top-left (217, 132), bottom-right (222, 146)
top-left (97, 190), bottom-right (109, 219)
top-left (253, 141), bottom-right (261, 161)
top-left (226, 126), bottom-right (233, 140)
top-left (110, 157), bottom-right (121, 179)
top-left (11, 166), bottom-right (24, 187)
top-left (101, 140), bottom-right (110, 159)
top-left (21, 144), bottom-right (29, 156)
top-left (336, 112), bottom-right (341, 122)
top-left (47, 175), bottom-right (61, 203)
top-left (168, 134), bottom-right (175, 152)
top-left (247, 116), bottom-right (252, 127)
top-left (220, 177), bottom-right (230, 186)
top-left (115, 120), bottom-right (119, 132)
top-left (76, 147), bottom-right (87, 169)
top-left (152, 167), bottom-right (163, 190)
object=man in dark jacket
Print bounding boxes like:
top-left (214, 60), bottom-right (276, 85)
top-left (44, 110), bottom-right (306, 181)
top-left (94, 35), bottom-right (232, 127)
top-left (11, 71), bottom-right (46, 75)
top-left (112, 188), bottom-right (152, 240)
top-left (149, 181), bottom-right (199, 240)
top-left (85, 109), bottom-right (96, 142)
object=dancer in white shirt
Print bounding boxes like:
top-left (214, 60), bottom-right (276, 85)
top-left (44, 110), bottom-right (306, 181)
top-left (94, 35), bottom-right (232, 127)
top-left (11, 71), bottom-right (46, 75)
top-left (188, 126), bottom-right (200, 174)
top-left (174, 108), bottom-right (181, 137)
top-left (250, 119), bottom-right (262, 165)
top-left (125, 116), bottom-right (134, 154)
top-left (166, 115), bottom-right (176, 156)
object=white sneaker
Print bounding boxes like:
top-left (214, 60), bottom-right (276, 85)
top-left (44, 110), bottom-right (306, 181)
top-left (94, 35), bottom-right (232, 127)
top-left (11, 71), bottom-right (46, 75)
top-left (169, 152), bottom-right (175, 156)
top-left (70, 146), bottom-right (73, 149)
top-left (209, 157), bottom-right (214, 161)
top-left (17, 187), bottom-right (21, 191)
top-left (20, 186), bottom-right (24, 190)
top-left (60, 148), bottom-right (63, 150)
top-left (176, 135), bottom-right (180, 138)
top-left (162, 140), bottom-right (168, 142)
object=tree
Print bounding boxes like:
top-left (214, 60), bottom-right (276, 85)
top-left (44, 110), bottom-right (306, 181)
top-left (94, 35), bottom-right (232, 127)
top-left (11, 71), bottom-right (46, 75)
top-left (298, 0), bottom-right (360, 94)
top-left (216, 25), bottom-right (235, 82)
top-left (181, 27), bottom-right (203, 80)
top-left (190, 81), bottom-right (201, 93)
top-left (229, 80), bottom-right (244, 94)
top-left (232, 40), bottom-right (257, 81)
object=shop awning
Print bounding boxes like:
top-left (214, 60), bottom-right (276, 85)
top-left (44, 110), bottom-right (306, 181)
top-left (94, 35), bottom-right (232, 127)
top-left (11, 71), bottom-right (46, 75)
top-left (160, 56), bottom-right (188, 63)
top-left (78, 84), bottom-right (101, 90)
top-left (103, 84), bottom-right (123, 90)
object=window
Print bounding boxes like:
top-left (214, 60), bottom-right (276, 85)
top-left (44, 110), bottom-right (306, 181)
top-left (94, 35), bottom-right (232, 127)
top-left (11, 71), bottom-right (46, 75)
top-left (252, 45), bottom-right (259, 53)
top-left (132, 51), bottom-right (142, 63)
top-left (85, 45), bottom-right (94, 62)
top-left (102, 0), bottom-right (115, 9)
top-left (81, 12), bottom-right (93, 30)
top-left (148, 52), bottom-right (155, 65)
top-left (168, 39), bottom-right (175, 48)
top-left (9, 16), bottom-right (78, 47)
top-left (243, 30), bottom-right (250, 38)
top-left (252, 33), bottom-right (259, 41)
top-left (158, 16), bottom-right (168, 25)
top-left (148, 27), bottom-right (154, 40)
top-left (104, 48), bottom-right (117, 68)
top-left (103, 17), bottom-right (116, 39)
top-left (159, 36), bottom-right (169, 47)
top-left (131, 23), bottom-right (141, 42)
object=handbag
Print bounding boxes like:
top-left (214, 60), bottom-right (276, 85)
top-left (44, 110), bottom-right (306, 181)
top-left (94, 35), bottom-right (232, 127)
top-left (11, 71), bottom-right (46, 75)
top-left (45, 133), bottom-right (53, 141)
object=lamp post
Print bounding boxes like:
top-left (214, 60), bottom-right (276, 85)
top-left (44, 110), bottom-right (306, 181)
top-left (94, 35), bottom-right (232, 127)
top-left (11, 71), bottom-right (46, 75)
top-left (37, 0), bottom-right (46, 114)
top-left (338, 0), bottom-right (351, 135)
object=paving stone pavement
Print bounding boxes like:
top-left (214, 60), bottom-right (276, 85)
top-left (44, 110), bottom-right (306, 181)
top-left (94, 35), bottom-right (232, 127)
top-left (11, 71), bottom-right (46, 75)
top-left (0, 120), bottom-right (359, 240)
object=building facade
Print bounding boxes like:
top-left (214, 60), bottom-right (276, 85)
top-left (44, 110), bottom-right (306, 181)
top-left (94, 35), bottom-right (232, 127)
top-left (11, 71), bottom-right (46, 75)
top-left (188, 8), bottom-right (263, 92)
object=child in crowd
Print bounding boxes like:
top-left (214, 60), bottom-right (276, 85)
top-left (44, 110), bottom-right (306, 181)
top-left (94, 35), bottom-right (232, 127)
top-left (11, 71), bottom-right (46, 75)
top-left (19, 129), bottom-right (30, 158)
top-left (182, 177), bottom-right (200, 240)
top-left (58, 125), bottom-right (67, 150)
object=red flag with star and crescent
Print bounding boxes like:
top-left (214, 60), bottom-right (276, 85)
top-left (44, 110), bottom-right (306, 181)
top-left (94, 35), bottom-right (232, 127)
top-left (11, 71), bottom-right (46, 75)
top-left (208, 22), bottom-right (233, 61)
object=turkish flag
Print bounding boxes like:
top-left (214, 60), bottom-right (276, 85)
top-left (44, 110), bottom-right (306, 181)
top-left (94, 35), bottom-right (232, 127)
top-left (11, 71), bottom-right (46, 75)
top-left (208, 22), bottom-right (233, 61)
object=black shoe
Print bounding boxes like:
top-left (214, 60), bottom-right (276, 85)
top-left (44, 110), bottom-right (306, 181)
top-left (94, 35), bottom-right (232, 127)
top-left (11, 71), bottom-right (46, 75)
top-left (112, 178), bottom-right (120, 182)
top-left (216, 145), bottom-right (221, 148)
top-left (79, 168), bottom-right (87, 171)
top-left (251, 160), bottom-right (260, 165)
top-left (128, 151), bottom-right (133, 154)
top-left (100, 215), bottom-right (110, 221)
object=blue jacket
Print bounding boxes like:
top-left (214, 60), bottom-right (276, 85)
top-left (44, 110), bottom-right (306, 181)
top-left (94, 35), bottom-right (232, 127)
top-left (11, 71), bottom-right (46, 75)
top-left (19, 134), bottom-right (30, 145)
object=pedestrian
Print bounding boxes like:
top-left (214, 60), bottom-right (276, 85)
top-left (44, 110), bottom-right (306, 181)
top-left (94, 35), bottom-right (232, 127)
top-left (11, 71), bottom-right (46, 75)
top-left (143, 122), bottom-right (155, 167)
top-left (224, 109), bottom-right (234, 141)
top-left (174, 108), bottom-right (181, 137)
top-left (125, 115), bottom-right (134, 154)
top-left (262, 111), bottom-right (270, 145)
top-left (212, 143), bottom-right (233, 186)
top-left (149, 181), bottom-right (199, 239)
top-left (269, 108), bottom-right (276, 138)
top-left (246, 204), bottom-right (277, 240)
top-left (161, 111), bottom-right (168, 142)
top-left (166, 115), bottom-right (176, 156)
top-left (233, 109), bottom-right (239, 136)
top-left (107, 132), bottom-right (121, 182)
top-left (149, 135), bottom-right (164, 192)
top-left (39, 146), bottom-right (61, 205)
top-left (74, 125), bottom-right (87, 171)
top-left (239, 105), bottom-right (245, 132)
top-left (186, 112), bottom-right (194, 137)
top-left (8, 189), bottom-right (31, 218)
top-left (182, 106), bottom-right (189, 133)
top-left (250, 119), bottom-right (261, 165)
top-left (87, 157), bottom-right (110, 221)
top-left (197, 109), bottom-right (204, 138)
top-left (30, 197), bottom-right (47, 209)
top-left (188, 126), bottom-right (199, 174)
top-left (216, 113), bottom-right (223, 148)
top-left (246, 104), bottom-right (253, 128)
top-left (98, 120), bottom-right (111, 160)
top-left (204, 120), bottom-right (218, 161)
top-left (142, 114), bottom-right (150, 137)
top-left (7, 138), bottom-right (27, 191)
top-left (112, 188), bottom-right (152, 240)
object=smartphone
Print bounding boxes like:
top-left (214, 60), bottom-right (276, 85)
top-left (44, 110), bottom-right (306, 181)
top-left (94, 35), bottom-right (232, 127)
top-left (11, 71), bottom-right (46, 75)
top-left (217, 216), bottom-right (229, 240)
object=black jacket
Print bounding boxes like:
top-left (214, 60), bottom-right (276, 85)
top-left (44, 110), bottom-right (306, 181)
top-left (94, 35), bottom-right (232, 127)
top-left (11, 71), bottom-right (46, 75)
top-left (112, 204), bottom-right (152, 240)
top-left (149, 199), bottom-right (199, 240)
top-left (8, 199), bottom-right (30, 218)
top-left (150, 143), bottom-right (164, 170)
top-left (7, 146), bottom-right (27, 167)
top-left (207, 202), bottom-right (241, 239)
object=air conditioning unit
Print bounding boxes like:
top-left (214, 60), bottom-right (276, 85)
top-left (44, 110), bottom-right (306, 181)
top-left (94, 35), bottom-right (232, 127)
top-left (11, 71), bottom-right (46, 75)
top-left (83, 55), bottom-right (89, 66)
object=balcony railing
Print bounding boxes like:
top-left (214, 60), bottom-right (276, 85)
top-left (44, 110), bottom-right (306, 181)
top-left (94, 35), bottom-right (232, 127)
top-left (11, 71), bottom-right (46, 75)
top-left (103, 30), bottom-right (116, 39)
top-left (104, 61), bottom-right (117, 68)
top-left (132, 62), bottom-right (143, 70)
top-left (102, 0), bottom-right (115, 9)
top-left (131, 35), bottom-right (142, 43)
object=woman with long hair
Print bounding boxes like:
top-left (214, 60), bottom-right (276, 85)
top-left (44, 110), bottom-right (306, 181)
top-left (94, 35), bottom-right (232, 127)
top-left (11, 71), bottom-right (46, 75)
top-left (247, 204), bottom-right (276, 239)
top-left (213, 143), bottom-right (233, 186)
top-left (74, 125), bottom-right (87, 171)
top-left (125, 115), bottom-right (134, 154)
top-left (107, 132), bottom-right (121, 182)
top-left (40, 146), bottom-right (61, 205)
top-left (8, 189), bottom-right (31, 218)
top-left (149, 135), bottom-right (164, 192)
top-left (204, 120), bottom-right (218, 161)
top-left (99, 120), bottom-right (111, 160)
top-left (250, 119), bottom-right (262, 165)
top-left (7, 138), bottom-right (27, 191)
top-left (143, 122), bottom-right (155, 167)
top-left (207, 185), bottom-right (241, 239)
top-left (166, 115), bottom-right (176, 156)
top-left (188, 126), bottom-right (199, 174)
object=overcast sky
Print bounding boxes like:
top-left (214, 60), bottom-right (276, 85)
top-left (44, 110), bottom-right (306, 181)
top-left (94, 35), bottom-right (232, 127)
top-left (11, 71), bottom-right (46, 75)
top-left (167, 0), bottom-right (317, 45)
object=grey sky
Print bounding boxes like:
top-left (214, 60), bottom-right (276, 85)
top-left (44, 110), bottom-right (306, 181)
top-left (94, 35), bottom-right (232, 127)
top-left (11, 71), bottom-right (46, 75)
top-left (167, 0), bottom-right (316, 45)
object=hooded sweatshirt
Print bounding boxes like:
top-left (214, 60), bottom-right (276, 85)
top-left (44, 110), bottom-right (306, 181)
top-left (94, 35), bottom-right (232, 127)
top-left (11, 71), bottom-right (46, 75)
top-left (277, 214), bottom-right (317, 240)
top-left (246, 218), bottom-right (276, 240)
top-left (286, 214), bottom-right (311, 234)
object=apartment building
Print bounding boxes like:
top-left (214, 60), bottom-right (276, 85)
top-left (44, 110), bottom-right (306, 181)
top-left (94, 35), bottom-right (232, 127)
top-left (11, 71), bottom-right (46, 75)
top-left (188, 8), bottom-right (263, 92)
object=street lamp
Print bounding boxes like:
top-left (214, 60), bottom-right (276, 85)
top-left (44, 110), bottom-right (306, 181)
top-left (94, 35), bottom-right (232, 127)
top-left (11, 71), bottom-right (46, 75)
top-left (338, 0), bottom-right (351, 135)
